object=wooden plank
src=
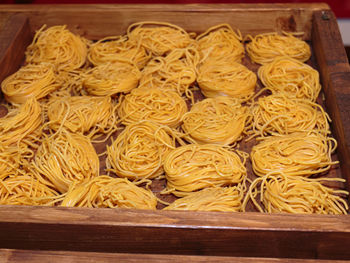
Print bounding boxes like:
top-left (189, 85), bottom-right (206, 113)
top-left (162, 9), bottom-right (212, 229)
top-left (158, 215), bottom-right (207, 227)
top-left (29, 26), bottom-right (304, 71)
top-left (0, 206), bottom-right (350, 259)
top-left (0, 13), bottom-right (31, 84)
top-left (311, 10), bottom-right (350, 194)
top-left (0, 4), bottom-right (329, 40)
top-left (1, 249), bottom-right (349, 263)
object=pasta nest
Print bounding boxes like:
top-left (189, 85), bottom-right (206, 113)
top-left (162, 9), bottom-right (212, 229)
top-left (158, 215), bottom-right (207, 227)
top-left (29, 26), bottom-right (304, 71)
top-left (61, 176), bottom-right (157, 210)
top-left (245, 31), bottom-right (311, 64)
top-left (47, 95), bottom-right (117, 138)
top-left (258, 56), bottom-right (321, 101)
top-left (127, 21), bottom-right (193, 56)
top-left (0, 97), bottom-right (42, 148)
top-left (251, 132), bottom-right (338, 177)
top-left (25, 25), bottom-right (89, 71)
top-left (196, 23), bottom-right (244, 63)
top-left (1, 63), bottom-right (60, 104)
top-left (163, 186), bottom-right (245, 212)
top-left (182, 96), bottom-right (251, 145)
top-left (139, 47), bottom-right (198, 96)
top-left (106, 121), bottom-right (176, 180)
top-left (0, 146), bottom-right (23, 179)
top-left (197, 57), bottom-right (257, 100)
top-left (251, 93), bottom-right (330, 137)
top-left (31, 129), bottom-right (100, 193)
top-left (118, 87), bottom-right (188, 128)
top-left (243, 173), bottom-right (348, 214)
top-left (82, 61), bottom-right (141, 96)
top-left (163, 144), bottom-right (248, 197)
top-left (88, 35), bottom-right (151, 69)
top-left (0, 174), bottom-right (61, 206)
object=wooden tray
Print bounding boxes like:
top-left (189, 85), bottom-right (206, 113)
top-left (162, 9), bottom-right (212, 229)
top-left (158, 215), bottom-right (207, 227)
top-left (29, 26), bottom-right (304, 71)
top-left (0, 3), bottom-right (350, 260)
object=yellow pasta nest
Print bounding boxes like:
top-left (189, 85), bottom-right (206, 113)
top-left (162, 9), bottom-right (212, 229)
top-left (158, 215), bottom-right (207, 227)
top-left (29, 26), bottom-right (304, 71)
top-left (88, 35), bottom-right (151, 69)
top-left (118, 88), bottom-right (187, 128)
top-left (82, 61), bottom-right (141, 96)
top-left (163, 144), bottom-right (247, 197)
top-left (197, 57), bottom-right (257, 100)
top-left (106, 121), bottom-right (175, 180)
top-left (127, 21), bottom-right (193, 56)
top-left (0, 146), bottom-right (23, 179)
top-left (31, 130), bottom-right (100, 193)
top-left (246, 31), bottom-right (311, 64)
top-left (251, 93), bottom-right (330, 137)
top-left (47, 95), bottom-right (118, 139)
top-left (25, 25), bottom-right (89, 71)
top-left (196, 23), bottom-right (244, 62)
top-left (243, 173), bottom-right (348, 214)
top-left (163, 186), bottom-right (245, 212)
top-left (182, 96), bottom-right (251, 145)
top-left (1, 63), bottom-right (60, 104)
top-left (251, 132), bottom-right (338, 177)
top-left (258, 57), bottom-right (321, 101)
top-left (61, 176), bottom-right (157, 209)
top-left (0, 97), bottom-right (42, 148)
top-left (0, 174), bottom-right (61, 206)
top-left (139, 47), bottom-right (198, 96)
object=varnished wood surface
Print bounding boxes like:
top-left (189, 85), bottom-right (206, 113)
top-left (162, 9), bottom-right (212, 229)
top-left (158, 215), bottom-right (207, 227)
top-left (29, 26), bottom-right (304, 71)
top-left (1, 249), bottom-right (349, 263)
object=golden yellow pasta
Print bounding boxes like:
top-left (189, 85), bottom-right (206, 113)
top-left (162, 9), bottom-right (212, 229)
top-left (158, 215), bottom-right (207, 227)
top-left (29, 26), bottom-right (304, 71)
top-left (139, 47), bottom-right (198, 97)
top-left (0, 174), bottom-right (62, 206)
top-left (106, 121), bottom-right (176, 181)
top-left (127, 21), bottom-right (193, 56)
top-left (47, 95), bottom-right (118, 139)
top-left (25, 25), bottom-right (89, 71)
top-left (1, 63), bottom-right (60, 104)
top-left (246, 31), bottom-right (311, 64)
top-left (88, 35), bottom-right (151, 69)
top-left (82, 61), bottom-right (141, 96)
top-left (251, 132), bottom-right (338, 177)
top-left (196, 23), bottom-right (244, 62)
top-left (31, 129), bottom-right (99, 193)
top-left (250, 93), bottom-right (330, 138)
top-left (242, 173), bottom-right (348, 214)
top-left (162, 144), bottom-right (247, 197)
top-left (118, 87), bottom-right (187, 128)
top-left (197, 57), bottom-right (257, 100)
top-left (61, 176), bottom-right (157, 209)
top-left (258, 56), bottom-right (321, 101)
top-left (163, 186), bottom-right (245, 212)
top-left (0, 146), bottom-right (22, 180)
top-left (182, 96), bottom-right (251, 145)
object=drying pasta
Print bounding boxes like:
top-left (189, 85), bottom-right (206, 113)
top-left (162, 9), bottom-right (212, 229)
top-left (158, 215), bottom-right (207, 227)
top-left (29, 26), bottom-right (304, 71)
top-left (163, 186), bottom-right (245, 212)
top-left (0, 146), bottom-right (22, 179)
top-left (197, 57), bottom-right (257, 100)
top-left (0, 97), bottom-right (42, 148)
top-left (139, 47), bottom-right (198, 97)
top-left (47, 95), bottom-right (118, 139)
top-left (118, 87), bottom-right (187, 128)
top-left (88, 35), bottom-right (151, 69)
top-left (162, 144), bottom-right (248, 197)
top-left (250, 93), bottom-right (330, 138)
top-left (25, 25), bottom-right (89, 71)
top-left (61, 176), bottom-right (157, 209)
top-left (82, 61), bottom-right (141, 96)
top-left (106, 121), bottom-right (176, 181)
top-left (182, 96), bottom-right (251, 145)
top-left (31, 129), bottom-right (99, 193)
top-left (0, 174), bottom-right (62, 206)
top-left (1, 63), bottom-right (60, 104)
top-left (258, 56), bottom-right (321, 101)
top-left (246, 31), bottom-right (311, 64)
top-left (242, 173), bottom-right (348, 214)
top-left (127, 21), bottom-right (193, 56)
top-left (196, 23), bottom-right (244, 62)
top-left (251, 132), bottom-right (338, 177)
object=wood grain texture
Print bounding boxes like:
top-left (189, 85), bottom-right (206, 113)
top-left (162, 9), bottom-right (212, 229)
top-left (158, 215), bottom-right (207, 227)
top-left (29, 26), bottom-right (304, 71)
top-left (1, 249), bottom-right (349, 263)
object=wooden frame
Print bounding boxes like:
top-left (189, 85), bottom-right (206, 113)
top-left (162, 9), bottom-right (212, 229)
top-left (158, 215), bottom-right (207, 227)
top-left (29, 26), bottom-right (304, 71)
top-left (0, 4), bottom-right (349, 260)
